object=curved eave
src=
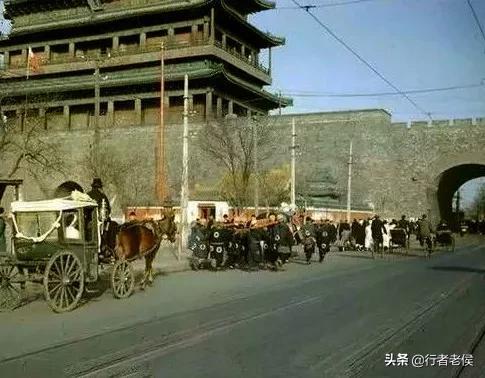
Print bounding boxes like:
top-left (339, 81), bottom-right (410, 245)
top-left (219, 69), bottom-right (292, 110)
top-left (224, 0), bottom-right (276, 14)
top-left (219, 0), bottom-right (285, 48)
top-left (0, 63), bottom-right (292, 110)
top-left (0, 64), bottom-right (225, 96)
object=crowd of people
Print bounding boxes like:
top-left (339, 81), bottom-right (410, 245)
top-left (187, 211), bottom-right (464, 271)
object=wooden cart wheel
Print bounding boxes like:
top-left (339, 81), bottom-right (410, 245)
top-left (0, 265), bottom-right (23, 311)
top-left (111, 260), bottom-right (134, 299)
top-left (43, 251), bottom-right (84, 313)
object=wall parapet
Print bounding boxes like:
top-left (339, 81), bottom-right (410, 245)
top-left (392, 117), bottom-right (485, 129)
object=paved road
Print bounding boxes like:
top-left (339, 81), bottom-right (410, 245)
top-left (0, 237), bottom-right (484, 378)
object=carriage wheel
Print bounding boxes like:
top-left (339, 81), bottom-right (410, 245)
top-left (449, 237), bottom-right (456, 253)
top-left (44, 251), bottom-right (84, 313)
top-left (0, 265), bottom-right (23, 311)
top-left (111, 260), bottom-right (135, 299)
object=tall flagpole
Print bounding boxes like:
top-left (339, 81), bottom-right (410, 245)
top-left (24, 47), bottom-right (32, 131)
top-left (253, 118), bottom-right (259, 216)
top-left (346, 140), bottom-right (353, 223)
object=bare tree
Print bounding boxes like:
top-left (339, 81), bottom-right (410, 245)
top-left (259, 165), bottom-right (291, 208)
top-left (467, 184), bottom-right (485, 219)
top-left (82, 145), bottom-right (153, 211)
top-left (0, 102), bottom-right (64, 180)
top-left (198, 115), bottom-right (276, 209)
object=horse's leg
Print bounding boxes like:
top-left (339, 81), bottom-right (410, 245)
top-left (146, 251), bottom-right (156, 285)
top-left (140, 257), bottom-right (149, 290)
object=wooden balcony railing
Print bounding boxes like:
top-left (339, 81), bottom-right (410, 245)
top-left (2, 38), bottom-right (270, 76)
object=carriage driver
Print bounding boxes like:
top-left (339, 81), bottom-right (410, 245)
top-left (87, 178), bottom-right (111, 221)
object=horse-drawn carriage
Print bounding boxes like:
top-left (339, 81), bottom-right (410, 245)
top-left (0, 194), bottom-right (168, 313)
top-left (389, 228), bottom-right (410, 253)
top-left (434, 230), bottom-right (455, 252)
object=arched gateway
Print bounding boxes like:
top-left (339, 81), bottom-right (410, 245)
top-left (54, 181), bottom-right (84, 198)
top-left (435, 164), bottom-right (485, 223)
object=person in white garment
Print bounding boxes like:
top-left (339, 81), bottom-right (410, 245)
top-left (382, 220), bottom-right (391, 250)
top-left (65, 214), bottom-right (80, 239)
top-left (364, 219), bottom-right (373, 251)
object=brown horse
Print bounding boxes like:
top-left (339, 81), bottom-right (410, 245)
top-left (105, 211), bottom-right (177, 288)
top-left (115, 221), bottom-right (160, 288)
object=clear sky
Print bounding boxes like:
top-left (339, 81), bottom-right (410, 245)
top-left (251, 0), bottom-right (485, 122)
top-left (251, 0), bottom-right (485, 205)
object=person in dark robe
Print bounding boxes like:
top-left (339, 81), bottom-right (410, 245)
top-left (371, 215), bottom-right (386, 254)
top-left (87, 178), bottom-right (111, 220)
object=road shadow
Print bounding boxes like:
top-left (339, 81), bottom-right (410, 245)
top-left (332, 253), bottom-right (375, 260)
top-left (387, 250), bottom-right (424, 258)
top-left (429, 266), bottom-right (485, 274)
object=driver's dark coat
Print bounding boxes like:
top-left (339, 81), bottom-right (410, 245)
top-left (87, 188), bottom-right (111, 217)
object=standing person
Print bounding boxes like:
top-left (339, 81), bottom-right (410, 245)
top-left (364, 220), bottom-right (373, 251)
top-left (266, 214), bottom-right (280, 270)
top-left (382, 220), bottom-right (391, 251)
top-left (371, 215), bottom-right (386, 255)
top-left (0, 207), bottom-right (6, 253)
top-left (355, 220), bottom-right (366, 251)
top-left (276, 214), bottom-right (294, 265)
top-left (397, 215), bottom-right (409, 235)
top-left (87, 178), bottom-right (111, 220)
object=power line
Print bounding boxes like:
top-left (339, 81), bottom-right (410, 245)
top-left (281, 82), bottom-right (485, 97)
top-left (275, 0), bottom-right (382, 10)
top-left (467, 0), bottom-right (485, 50)
top-left (290, 0), bottom-right (432, 120)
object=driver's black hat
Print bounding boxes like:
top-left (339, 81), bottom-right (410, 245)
top-left (91, 178), bottom-right (103, 188)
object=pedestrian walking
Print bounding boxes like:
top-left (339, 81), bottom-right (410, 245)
top-left (302, 217), bottom-right (316, 264)
top-left (371, 215), bottom-right (386, 255)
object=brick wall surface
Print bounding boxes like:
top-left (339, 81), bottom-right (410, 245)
top-left (2, 109), bottom-right (484, 221)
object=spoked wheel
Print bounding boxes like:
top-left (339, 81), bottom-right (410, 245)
top-left (111, 260), bottom-right (135, 299)
top-left (449, 237), bottom-right (456, 252)
top-left (0, 264), bottom-right (23, 311)
top-left (44, 251), bottom-right (84, 313)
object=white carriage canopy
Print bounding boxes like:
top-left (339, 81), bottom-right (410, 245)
top-left (11, 191), bottom-right (97, 213)
top-left (10, 191), bottom-right (98, 243)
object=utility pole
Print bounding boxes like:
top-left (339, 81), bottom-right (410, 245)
top-left (178, 74), bottom-right (189, 261)
top-left (253, 117), bottom-right (259, 216)
top-left (278, 90), bottom-right (282, 116)
top-left (346, 140), bottom-right (353, 224)
top-left (156, 42), bottom-right (166, 203)
top-left (94, 61), bottom-right (100, 169)
top-left (290, 118), bottom-right (296, 210)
